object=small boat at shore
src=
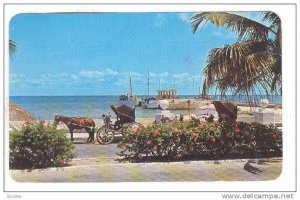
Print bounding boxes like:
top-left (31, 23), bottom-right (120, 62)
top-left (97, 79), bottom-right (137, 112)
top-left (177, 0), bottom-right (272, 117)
top-left (119, 95), bottom-right (136, 107)
top-left (119, 76), bottom-right (142, 107)
top-left (142, 70), bottom-right (160, 109)
top-left (142, 97), bottom-right (160, 109)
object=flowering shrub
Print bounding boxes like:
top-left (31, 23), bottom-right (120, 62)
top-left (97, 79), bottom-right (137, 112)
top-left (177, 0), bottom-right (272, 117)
top-left (9, 122), bottom-right (75, 169)
top-left (117, 119), bottom-right (282, 161)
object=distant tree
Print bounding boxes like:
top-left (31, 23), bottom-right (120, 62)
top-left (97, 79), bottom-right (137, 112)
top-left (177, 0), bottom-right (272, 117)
top-left (191, 12), bottom-right (281, 98)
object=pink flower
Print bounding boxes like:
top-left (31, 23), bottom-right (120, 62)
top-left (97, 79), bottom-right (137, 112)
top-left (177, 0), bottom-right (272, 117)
top-left (277, 134), bottom-right (282, 139)
top-left (121, 145), bottom-right (127, 151)
top-left (146, 140), bottom-right (152, 146)
top-left (198, 124), bottom-right (204, 129)
top-left (210, 136), bottom-right (216, 143)
top-left (272, 134), bottom-right (277, 139)
top-left (235, 127), bottom-right (241, 133)
top-left (225, 132), bottom-right (231, 138)
top-left (177, 153), bottom-right (183, 158)
top-left (220, 140), bottom-right (225, 145)
top-left (172, 128), bottom-right (178, 133)
top-left (152, 145), bottom-right (158, 152)
top-left (58, 159), bottom-right (65, 165)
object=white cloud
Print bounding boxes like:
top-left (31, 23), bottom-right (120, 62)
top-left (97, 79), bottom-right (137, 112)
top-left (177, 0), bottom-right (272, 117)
top-left (127, 72), bottom-right (143, 79)
top-left (79, 68), bottom-right (119, 78)
top-left (178, 13), bottom-right (193, 23)
top-left (159, 72), bottom-right (170, 78)
top-left (104, 68), bottom-right (119, 76)
top-left (173, 72), bottom-right (190, 81)
top-left (71, 74), bottom-right (79, 80)
top-left (10, 74), bottom-right (25, 84)
top-left (79, 70), bottom-right (103, 78)
top-left (10, 69), bottom-right (204, 95)
top-left (149, 72), bottom-right (156, 78)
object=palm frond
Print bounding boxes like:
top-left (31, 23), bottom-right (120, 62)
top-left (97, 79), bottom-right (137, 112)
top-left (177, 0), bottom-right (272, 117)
top-left (261, 12), bottom-right (281, 31)
top-left (9, 39), bottom-right (17, 55)
top-left (191, 12), bottom-right (272, 41)
top-left (202, 40), bottom-right (279, 97)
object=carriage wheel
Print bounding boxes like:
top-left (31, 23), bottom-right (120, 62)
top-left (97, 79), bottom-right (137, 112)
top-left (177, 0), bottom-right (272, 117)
top-left (96, 126), bottom-right (114, 145)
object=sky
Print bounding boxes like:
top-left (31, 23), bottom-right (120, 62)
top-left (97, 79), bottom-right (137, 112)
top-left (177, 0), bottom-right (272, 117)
top-left (9, 12), bottom-right (262, 96)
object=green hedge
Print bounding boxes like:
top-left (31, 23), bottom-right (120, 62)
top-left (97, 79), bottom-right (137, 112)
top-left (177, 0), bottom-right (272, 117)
top-left (9, 122), bottom-right (75, 169)
top-left (117, 120), bottom-right (282, 161)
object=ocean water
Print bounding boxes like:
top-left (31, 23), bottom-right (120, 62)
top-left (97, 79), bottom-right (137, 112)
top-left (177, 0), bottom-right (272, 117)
top-left (9, 95), bottom-right (282, 120)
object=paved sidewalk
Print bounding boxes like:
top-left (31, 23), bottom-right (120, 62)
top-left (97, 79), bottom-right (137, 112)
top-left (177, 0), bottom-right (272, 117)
top-left (10, 157), bottom-right (282, 182)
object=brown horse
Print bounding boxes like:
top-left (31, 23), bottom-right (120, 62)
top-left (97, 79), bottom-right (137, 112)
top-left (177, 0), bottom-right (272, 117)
top-left (53, 115), bottom-right (95, 143)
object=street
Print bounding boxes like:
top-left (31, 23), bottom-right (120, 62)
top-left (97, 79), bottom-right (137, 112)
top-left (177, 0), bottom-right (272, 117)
top-left (73, 139), bottom-right (120, 159)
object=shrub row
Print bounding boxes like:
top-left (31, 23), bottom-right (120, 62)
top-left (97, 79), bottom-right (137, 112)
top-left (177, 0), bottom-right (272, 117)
top-left (9, 122), bottom-right (75, 169)
top-left (117, 120), bottom-right (282, 161)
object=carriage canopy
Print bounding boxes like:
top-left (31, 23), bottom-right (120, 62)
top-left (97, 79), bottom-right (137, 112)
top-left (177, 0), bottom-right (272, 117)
top-left (110, 104), bottom-right (135, 123)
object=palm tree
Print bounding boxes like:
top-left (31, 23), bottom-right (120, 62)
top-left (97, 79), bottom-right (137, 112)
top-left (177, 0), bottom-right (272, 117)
top-left (9, 39), bottom-right (17, 57)
top-left (191, 12), bottom-right (281, 99)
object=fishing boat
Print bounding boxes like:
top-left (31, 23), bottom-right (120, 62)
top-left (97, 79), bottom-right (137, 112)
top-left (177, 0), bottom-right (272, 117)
top-left (119, 95), bottom-right (136, 107)
top-left (142, 97), bottom-right (160, 109)
top-left (119, 76), bottom-right (142, 107)
top-left (142, 70), bottom-right (160, 109)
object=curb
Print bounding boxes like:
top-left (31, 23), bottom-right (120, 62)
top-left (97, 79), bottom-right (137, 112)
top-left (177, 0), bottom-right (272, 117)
top-left (9, 157), bottom-right (282, 174)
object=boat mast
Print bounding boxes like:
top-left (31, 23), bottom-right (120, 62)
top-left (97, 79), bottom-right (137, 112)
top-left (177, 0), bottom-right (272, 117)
top-left (130, 74), bottom-right (133, 97)
top-left (159, 77), bottom-right (161, 91)
top-left (147, 70), bottom-right (150, 96)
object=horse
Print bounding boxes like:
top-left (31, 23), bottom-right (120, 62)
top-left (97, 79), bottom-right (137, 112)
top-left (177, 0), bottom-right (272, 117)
top-left (53, 115), bottom-right (95, 143)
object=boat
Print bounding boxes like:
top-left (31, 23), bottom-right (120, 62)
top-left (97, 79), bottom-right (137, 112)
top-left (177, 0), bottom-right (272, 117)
top-left (119, 76), bottom-right (142, 107)
top-left (157, 89), bottom-right (206, 110)
top-left (142, 97), bottom-right (160, 109)
top-left (119, 95), bottom-right (136, 107)
top-left (142, 70), bottom-right (160, 109)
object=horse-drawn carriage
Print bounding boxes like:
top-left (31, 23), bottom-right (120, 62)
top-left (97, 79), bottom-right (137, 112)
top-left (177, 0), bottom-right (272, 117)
top-left (54, 104), bottom-right (142, 144)
top-left (96, 104), bottom-right (143, 144)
